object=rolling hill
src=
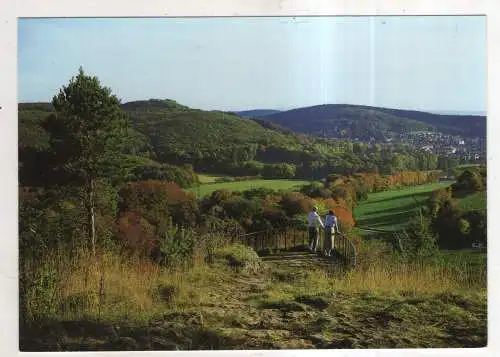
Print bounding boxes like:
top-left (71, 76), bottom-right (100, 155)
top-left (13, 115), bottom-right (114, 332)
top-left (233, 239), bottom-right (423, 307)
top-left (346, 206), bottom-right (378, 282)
top-left (121, 100), bottom-right (303, 164)
top-left (232, 109), bottom-right (282, 117)
top-left (259, 104), bottom-right (486, 140)
top-left (19, 100), bottom-right (300, 156)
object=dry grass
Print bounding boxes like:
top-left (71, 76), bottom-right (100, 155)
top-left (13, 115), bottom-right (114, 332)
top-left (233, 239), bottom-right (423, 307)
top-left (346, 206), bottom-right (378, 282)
top-left (299, 262), bottom-right (475, 296)
top-left (21, 248), bottom-right (218, 325)
top-left (20, 243), bottom-right (260, 325)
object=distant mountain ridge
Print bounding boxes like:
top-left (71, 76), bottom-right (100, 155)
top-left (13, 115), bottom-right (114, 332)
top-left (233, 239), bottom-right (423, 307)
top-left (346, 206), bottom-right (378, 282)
top-left (431, 110), bottom-right (486, 116)
top-left (233, 109), bottom-right (282, 117)
top-left (258, 104), bottom-right (486, 140)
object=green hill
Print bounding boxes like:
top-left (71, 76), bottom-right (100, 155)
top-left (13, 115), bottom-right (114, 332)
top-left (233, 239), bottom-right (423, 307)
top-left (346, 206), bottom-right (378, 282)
top-left (123, 100), bottom-right (301, 164)
top-left (261, 104), bottom-right (486, 140)
top-left (18, 102), bottom-right (53, 151)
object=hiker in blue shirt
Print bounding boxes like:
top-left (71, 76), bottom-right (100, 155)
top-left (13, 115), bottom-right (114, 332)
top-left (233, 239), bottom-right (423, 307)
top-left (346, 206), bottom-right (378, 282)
top-left (323, 210), bottom-right (340, 257)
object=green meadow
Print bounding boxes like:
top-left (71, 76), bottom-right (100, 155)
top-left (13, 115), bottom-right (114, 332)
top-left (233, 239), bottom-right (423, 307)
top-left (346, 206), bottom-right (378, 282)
top-left (354, 181), bottom-right (454, 232)
top-left (457, 191), bottom-right (487, 213)
top-left (187, 179), bottom-right (311, 197)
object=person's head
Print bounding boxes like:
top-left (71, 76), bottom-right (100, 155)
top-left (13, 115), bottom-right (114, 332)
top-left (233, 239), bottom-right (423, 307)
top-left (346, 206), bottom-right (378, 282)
top-left (328, 210), bottom-right (334, 216)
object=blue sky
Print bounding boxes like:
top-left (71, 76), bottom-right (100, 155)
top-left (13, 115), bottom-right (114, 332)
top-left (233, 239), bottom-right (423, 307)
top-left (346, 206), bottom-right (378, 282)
top-left (18, 16), bottom-right (486, 112)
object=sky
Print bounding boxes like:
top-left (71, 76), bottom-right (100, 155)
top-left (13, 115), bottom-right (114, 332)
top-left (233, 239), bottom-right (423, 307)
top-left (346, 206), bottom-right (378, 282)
top-left (18, 16), bottom-right (486, 113)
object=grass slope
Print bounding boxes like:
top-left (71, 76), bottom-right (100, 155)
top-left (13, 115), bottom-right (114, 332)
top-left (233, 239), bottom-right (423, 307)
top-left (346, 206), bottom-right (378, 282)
top-left (457, 191), bottom-right (487, 213)
top-left (187, 179), bottom-right (310, 197)
top-left (354, 182), bottom-right (454, 232)
top-left (197, 174), bottom-right (225, 184)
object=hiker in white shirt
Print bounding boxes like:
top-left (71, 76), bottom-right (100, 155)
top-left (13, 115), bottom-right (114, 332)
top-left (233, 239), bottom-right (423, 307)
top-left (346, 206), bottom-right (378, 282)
top-left (323, 210), bottom-right (340, 257)
top-left (307, 206), bottom-right (324, 252)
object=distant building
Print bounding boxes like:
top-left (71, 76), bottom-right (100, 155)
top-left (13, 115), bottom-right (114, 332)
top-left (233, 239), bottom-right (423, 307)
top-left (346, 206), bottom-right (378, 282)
top-left (446, 147), bottom-right (457, 155)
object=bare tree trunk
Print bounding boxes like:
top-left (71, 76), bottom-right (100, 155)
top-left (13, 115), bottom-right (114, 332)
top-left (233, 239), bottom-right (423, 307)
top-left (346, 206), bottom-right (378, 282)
top-left (87, 174), bottom-right (96, 255)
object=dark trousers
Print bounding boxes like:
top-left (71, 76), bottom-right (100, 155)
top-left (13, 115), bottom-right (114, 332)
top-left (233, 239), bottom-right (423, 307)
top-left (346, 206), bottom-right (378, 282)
top-left (308, 227), bottom-right (319, 251)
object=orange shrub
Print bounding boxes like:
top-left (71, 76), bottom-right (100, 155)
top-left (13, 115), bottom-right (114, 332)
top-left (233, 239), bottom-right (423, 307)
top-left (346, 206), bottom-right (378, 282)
top-left (262, 194), bottom-right (282, 209)
top-left (279, 192), bottom-right (314, 217)
top-left (161, 181), bottom-right (195, 203)
top-left (117, 211), bottom-right (156, 255)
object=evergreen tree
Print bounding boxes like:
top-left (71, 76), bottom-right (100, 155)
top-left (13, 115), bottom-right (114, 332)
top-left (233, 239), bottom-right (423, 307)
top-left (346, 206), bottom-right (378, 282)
top-left (47, 67), bottom-right (130, 254)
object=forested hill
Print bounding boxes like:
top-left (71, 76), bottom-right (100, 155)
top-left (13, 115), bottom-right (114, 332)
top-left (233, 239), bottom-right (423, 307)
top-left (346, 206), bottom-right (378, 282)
top-left (120, 99), bottom-right (307, 163)
top-left (257, 104), bottom-right (486, 140)
top-left (19, 99), bottom-right (300, 154)
top-left (233, 109), bottom-right (282, 117)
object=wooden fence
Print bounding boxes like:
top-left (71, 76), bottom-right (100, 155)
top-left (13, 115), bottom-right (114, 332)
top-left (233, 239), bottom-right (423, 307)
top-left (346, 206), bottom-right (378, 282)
top-left (232, 228), bottom-right (357, 268)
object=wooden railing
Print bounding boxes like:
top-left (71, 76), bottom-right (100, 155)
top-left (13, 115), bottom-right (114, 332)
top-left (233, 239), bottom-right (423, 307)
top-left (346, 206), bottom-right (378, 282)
top-left (232, 228), bottom-right (357, 268)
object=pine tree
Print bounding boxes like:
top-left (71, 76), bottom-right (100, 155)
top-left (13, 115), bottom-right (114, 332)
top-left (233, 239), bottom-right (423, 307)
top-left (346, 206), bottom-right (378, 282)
top-left (47, 67), bottom-right (130, 254)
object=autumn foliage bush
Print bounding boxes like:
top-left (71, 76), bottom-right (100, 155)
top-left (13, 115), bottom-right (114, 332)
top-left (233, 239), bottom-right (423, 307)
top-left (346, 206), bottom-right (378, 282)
top-left (279, 192), bottom-right (314, 217)
top-left (117, 180), bottom-right (200, 255)
top-left (118, 211), bottom-right (156, 255)
top-left (350, 171), bottom-right (440, 194)
top-left (118, 180), bottom-right (170, 226)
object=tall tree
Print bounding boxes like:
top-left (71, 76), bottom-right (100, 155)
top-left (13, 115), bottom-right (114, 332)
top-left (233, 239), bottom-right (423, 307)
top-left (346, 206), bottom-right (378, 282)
top-left (48, 67), bottom-right (129, 254)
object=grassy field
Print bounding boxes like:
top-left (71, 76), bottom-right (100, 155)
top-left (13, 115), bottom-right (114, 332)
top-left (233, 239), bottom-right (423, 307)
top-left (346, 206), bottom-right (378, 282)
top-left (457, 190), bottom-right (487, 212)
top-left (187, 179), bottom-right (311, 197)
top-left (197, 174), bottom-right (224, 184)
top-left (354, 182), bottom-right (454, 232)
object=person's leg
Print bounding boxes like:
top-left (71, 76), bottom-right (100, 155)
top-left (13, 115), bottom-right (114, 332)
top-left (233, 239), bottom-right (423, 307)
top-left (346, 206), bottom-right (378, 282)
top-left (312, 228), bottom-right (319, 252)
top-left (325, 229), bottom-right (332, 256)
top-left (308, 227), bottom-right (314, 251)
top-left (323, 229), bottom-right (328, 255)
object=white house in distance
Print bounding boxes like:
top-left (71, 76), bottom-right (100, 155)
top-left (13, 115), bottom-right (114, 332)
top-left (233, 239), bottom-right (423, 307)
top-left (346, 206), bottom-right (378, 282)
top-left (421, 145), bottom-right (433, 152)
